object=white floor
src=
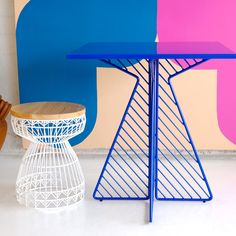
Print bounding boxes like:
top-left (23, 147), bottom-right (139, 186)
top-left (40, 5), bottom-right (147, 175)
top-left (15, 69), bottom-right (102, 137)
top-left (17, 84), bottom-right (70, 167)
top-left (0, 153), bottom-right (236, 236)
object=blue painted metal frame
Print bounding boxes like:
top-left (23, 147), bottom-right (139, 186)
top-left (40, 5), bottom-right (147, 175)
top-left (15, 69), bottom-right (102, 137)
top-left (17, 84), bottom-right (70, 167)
top-left (148, 59), bottom-right (159, 222)
top-left (93, 59), bottom-right (148, 200)
top-left (93, 58), bottom-right (213, 222)
top-left (156, 59), bottom-right (213, 202)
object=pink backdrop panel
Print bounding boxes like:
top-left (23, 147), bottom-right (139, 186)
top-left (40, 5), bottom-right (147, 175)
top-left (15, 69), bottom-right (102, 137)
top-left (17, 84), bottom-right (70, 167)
top-left (158, 0), bottom-right (236, 144)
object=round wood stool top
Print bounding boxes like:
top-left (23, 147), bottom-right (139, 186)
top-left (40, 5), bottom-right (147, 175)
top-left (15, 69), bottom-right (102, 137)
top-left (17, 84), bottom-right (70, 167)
top-left (11, 102), bottom-right (85, 120)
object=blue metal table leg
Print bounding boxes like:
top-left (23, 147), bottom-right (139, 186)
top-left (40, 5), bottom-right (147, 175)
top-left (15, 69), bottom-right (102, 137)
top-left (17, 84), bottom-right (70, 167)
top-left (155, 59), bottom-right (213, 201)
top-left (93, 59), bottom-right (150, 201)
top-left (148, 59), bottom-right (159, 222)
top-left (93, 58), bottom-right (213, 222)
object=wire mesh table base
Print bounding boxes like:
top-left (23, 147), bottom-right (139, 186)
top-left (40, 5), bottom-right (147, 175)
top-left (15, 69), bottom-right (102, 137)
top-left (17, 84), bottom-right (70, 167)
top-left (93, 58), bottom-right (213, 222)
top-left (11, 115), bottom-right (86, 210)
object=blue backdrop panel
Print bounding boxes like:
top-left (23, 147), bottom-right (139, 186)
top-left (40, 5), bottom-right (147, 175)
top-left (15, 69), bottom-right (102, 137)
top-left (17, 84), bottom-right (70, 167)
top-left (16, 0), bottom-right (157, 145)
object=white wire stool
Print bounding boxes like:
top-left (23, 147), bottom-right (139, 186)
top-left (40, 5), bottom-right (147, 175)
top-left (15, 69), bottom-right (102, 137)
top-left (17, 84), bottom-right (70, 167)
top-left (11, 102), bottom-right (86, 209)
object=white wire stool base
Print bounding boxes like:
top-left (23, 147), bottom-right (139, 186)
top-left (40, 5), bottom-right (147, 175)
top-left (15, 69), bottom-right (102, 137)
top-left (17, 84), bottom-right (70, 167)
top-left (11, 115), bottom-right (86, 209)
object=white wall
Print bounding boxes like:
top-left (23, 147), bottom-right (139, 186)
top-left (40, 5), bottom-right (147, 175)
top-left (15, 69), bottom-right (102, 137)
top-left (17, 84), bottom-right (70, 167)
top-left (0, 0), bottom-right (18, 104)
top-left (0, 0), bottom-right (21, 154)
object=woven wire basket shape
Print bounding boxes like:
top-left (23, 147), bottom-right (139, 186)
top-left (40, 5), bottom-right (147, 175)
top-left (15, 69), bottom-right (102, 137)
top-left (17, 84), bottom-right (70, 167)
top-left (11, 115), bottom-right (86, 209)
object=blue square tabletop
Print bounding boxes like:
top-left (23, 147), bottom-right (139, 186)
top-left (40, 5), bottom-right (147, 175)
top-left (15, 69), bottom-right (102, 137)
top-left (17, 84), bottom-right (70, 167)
top-left (67, 42), bottom-right (236, 59)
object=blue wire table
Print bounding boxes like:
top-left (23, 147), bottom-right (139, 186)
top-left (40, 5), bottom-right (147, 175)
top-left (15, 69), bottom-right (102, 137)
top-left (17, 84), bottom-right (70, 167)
top-left (67, 42), bottom-right (236, 222)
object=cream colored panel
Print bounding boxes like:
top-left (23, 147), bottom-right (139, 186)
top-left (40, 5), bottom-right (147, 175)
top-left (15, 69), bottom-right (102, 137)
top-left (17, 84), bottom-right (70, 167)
top-left (173, 69), bottom-right (235, 150)
top-left (79, 67), bottom-right (135, 149)
top-left (14, 0), bottom-right (29, 25)
top-left (80, 68), bottom-right (236, 150)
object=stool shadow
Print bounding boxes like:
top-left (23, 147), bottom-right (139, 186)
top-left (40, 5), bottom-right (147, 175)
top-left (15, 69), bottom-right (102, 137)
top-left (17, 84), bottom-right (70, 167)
top-left (0, 183), bottom-right (21, 209)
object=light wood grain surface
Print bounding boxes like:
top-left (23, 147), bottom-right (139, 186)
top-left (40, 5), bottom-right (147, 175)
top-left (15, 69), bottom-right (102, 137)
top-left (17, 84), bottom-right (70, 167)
top-left (11, 102), bottom-right (85, 120)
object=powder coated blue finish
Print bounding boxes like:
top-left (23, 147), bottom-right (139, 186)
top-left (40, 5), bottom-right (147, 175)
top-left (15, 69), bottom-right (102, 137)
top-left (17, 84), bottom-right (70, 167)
top-left (67, 42), bottom-right (236, 59)
top-left (68, 42), bottom-right (236, 222)
top-left (99, 58), bottom-right (213, 222)
top-left (148, 59), bottom-right (159, 222)
top-left (16, 0), bottom-right (156, 146)
top-left (72, 57), bottom-right (214, 222)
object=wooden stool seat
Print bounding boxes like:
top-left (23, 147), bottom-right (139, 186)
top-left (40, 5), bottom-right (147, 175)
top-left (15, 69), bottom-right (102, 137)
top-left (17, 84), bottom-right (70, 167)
top-left (11, 102), bottom-right (85, 120)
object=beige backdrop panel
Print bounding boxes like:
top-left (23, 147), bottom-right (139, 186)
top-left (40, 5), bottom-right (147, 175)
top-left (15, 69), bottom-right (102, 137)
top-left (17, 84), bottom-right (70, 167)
top-left (14, 0), bottom-right (29, 24)
top-left (15, 0), bottom-right (236, 150)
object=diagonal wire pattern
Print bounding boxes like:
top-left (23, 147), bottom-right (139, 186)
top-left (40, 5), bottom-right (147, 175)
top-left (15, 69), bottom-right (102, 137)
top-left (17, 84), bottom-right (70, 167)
top-left (93, 59), bottom-right (149, 199)
top-left (93, 58), bottom-right (212, 201)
